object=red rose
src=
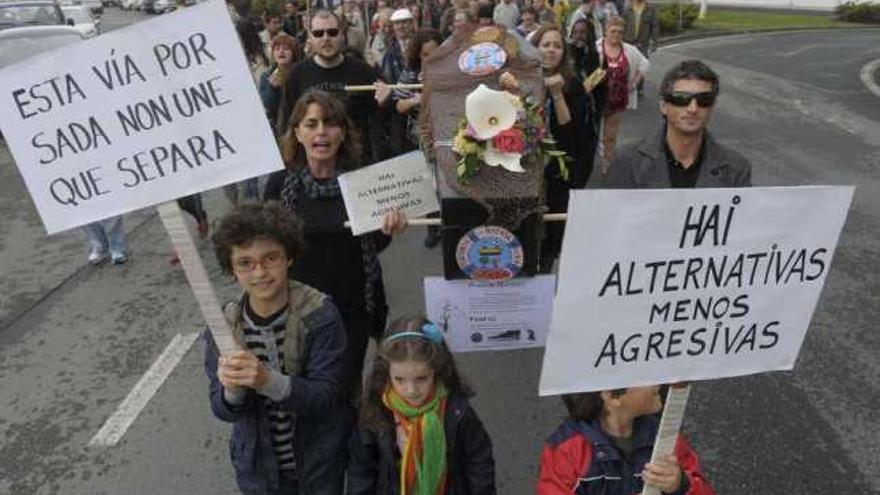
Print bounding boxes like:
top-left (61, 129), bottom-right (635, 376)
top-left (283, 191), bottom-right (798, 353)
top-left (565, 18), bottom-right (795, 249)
top-left (492, 128), bottom-right (525, 154)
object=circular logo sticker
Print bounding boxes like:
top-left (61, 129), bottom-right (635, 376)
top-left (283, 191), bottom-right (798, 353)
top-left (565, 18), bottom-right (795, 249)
top-left (458, 42), bottom-right (507, 77)
top-left (455, 226), bottom-right (524, 281)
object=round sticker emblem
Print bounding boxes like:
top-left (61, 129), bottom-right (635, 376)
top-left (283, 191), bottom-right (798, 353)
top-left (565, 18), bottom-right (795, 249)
top-left (456, 226), bottom-right (524, 281)
top-left (458, 42), bottom-right (507, 76)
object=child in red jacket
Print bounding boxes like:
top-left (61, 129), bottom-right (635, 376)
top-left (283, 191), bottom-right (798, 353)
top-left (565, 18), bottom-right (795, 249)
top-left (537, 386), bottom-right (714, 495)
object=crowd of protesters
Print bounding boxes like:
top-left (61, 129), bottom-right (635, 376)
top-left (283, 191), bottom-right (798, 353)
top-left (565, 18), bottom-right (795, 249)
top-left (73, 0), bottom-right (753, 493)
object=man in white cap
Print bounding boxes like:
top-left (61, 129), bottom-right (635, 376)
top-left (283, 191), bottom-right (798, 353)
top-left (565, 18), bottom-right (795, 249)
top-left (381, 8), bottom-right (415, 86)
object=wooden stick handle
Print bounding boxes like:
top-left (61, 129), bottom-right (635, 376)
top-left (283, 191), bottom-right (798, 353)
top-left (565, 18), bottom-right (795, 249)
top-left (643, 383), bottom-right (692, 495)
top-left (157, 201), bottom-right (242, 355)
top-left (344, 213), bottom-right (568, 229)
top-left (344, 83), bottom-right (425, 92)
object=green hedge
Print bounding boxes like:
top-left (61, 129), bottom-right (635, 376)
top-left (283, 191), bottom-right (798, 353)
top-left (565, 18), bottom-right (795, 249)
top-left (835, 1), bottom-right (880, 23)
top-left (658, 1), bottom-right (700, 34)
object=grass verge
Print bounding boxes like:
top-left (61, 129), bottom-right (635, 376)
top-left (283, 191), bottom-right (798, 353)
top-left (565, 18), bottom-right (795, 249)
top-left (691, 8), bottom-right (870, 32)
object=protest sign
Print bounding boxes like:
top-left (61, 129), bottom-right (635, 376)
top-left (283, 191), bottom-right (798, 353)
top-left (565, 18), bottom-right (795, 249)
top-left (539, 186), bottom-right (853, 395)
top-left (424, 275), bottom-right (555, 352)
top-left (338, 151), bottom-right (440, 235)
top-left (0, 0), bottom-right (283, 234)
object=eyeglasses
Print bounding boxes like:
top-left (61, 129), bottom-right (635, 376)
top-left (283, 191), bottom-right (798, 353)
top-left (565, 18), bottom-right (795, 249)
top-left (232, 251), bottom-right (287, 273)
top-left (663, 91), bottom-right (717, 108)
top-left (311, 28), bottom-right (340, 38)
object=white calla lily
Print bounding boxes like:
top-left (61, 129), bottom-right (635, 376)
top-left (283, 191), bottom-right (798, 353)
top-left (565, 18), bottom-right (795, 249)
top-left (484, 143), bottom-right (525, 173)
top-left (465, 84), bottom-right (519, 140)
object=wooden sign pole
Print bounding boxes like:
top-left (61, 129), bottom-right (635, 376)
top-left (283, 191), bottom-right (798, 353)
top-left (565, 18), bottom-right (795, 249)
top-left (643, 383), bottom-right (692, 495)
top-left (157, 201), bottom-right (242, 355)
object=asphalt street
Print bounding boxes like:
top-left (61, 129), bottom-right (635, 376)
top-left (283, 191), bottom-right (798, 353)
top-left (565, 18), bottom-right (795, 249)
top-left (0, 13), bottom-right (878, 495)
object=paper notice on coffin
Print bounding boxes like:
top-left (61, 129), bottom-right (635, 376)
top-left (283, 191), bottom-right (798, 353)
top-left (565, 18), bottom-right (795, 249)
top-left (424, 275), bottom-right (555, 352)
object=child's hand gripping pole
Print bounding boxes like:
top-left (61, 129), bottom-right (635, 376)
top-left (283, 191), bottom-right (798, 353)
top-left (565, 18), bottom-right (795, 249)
top-left (642, 383), bottom-right (691, 495)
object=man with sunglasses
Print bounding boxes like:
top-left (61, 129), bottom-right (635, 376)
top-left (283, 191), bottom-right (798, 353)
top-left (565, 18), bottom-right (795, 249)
top-left (604, 60), bottom-right (751, 189)
top-left (277, 10), bottom-right (391, 165)
top-left (205, 203), bottom-right (350, 495)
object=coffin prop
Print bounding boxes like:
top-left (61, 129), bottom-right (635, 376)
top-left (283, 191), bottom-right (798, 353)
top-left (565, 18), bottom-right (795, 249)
top-left (421, 26), bottom-right (545, 280)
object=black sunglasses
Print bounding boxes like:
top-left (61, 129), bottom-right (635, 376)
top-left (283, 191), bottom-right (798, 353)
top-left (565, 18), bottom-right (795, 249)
top-left (663, 91), bottom-right (716, 107)
top-left (311, 28), bottom-right (340, 38)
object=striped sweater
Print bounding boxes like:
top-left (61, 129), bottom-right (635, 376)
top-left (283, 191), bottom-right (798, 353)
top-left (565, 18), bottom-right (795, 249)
top-left (241, 303), bottom-right (297, 472)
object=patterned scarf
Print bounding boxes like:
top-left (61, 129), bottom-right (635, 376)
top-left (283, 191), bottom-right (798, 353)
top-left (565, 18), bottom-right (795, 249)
top-left (280, 167), bottom-right (382, 314)
top-left (382, 383), bottom-right (449, 495)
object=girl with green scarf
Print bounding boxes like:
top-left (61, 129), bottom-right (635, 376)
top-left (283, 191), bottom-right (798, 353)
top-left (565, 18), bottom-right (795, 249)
top-left (348, 317), bottom-right (497, 495)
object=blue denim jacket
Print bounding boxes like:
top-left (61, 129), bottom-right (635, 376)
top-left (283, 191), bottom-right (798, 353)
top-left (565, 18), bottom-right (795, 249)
top-left (203, 283), bottom-right (350, 495)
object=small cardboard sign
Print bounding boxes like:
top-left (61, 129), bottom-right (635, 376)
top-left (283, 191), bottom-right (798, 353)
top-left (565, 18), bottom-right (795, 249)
top-left (539, 186), bottom-right (853, 395)
top-left (0, 0), bottom-right (283, 234)
top-left (338, 151), bottom-right (440, 235)
top-left (424, 275), bottom-right (555, 352)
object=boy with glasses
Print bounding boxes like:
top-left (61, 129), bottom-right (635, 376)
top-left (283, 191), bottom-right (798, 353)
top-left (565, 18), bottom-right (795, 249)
top-left (204, 202), bottom-right (349, 495)
top-left (604, 59), bottom-right (752, 189)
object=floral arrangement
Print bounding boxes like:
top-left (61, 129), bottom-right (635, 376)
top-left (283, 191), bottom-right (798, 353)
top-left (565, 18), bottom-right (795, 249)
top-left (452, 77), bottom-right (568, 181)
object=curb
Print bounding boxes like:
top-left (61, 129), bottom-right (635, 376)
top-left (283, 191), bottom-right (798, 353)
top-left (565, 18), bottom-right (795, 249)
top-left (657, 25), bottom-right (880, 49)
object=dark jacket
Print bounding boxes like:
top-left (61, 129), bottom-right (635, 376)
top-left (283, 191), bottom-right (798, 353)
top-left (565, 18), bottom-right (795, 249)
top-left (203, 282), bottom-right (350, 495)
top-left (623, 3), bottom-right (659, 57)
top-left (258, 66), bottom-right (283, 133)
top-left (347, 394), bottom-right (496, 495)
top-left (603, 129), bottom-right (752, 189)
top-left (544, 77), bottom-right (596, 194)
top-left (537, 416), bottom-right (714, 495)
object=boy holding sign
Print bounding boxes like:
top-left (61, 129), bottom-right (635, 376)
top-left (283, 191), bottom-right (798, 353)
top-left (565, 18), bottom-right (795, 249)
top-left (537, 388), bottom-right (714, 495)
top-left (203, 203), bottom-right (349, 495)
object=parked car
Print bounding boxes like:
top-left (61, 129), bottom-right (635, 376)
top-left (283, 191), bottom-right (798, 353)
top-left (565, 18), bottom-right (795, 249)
top-left (147, 0), bottom-right (173, 13)
top-left (0, 0), bottom-right (65, 30)
top-left (0, 24), bottom-right (83, 68)
top-left (61, 5), bottom-right (97, 37)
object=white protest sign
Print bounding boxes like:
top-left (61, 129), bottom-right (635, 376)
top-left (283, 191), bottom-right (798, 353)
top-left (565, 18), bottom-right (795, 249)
top-left (424, 275), bottom-right (555, 352)
top-left (338, 151), bottom-right (440, 235)
top-left (539, 186), bottom-right (853, 395)
top-left (0, 0), bottom-right (283, 234)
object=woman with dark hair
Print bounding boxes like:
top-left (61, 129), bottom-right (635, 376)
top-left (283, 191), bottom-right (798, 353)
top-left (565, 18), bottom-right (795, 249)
top-left (568, 16), bottom-right (604, 183)
top-left (278, 90), bottom-right (407, 402)
top-left (530, 25), bottom-right (591, 274)
top-left (236, 17), bottom-right (271, 82)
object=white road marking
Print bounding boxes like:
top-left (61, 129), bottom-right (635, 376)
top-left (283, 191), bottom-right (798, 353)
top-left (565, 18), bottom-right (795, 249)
top-left (860, 59), bottom-right (880, 99)
top-left (779, 43), bottom-right (820, 58)
top-left (88, 332), bottom-right (200, 447)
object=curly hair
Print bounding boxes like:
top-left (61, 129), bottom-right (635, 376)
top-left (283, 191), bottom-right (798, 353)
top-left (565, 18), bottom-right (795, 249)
top-left (360, 315), bottom-right (474, 432)
top-left (405, 28), bottom-right (442, 73)
top-left (280, 90), bottom-right (362, 171)
top-left (212, 202), bottom-right (305, 276)
top-left (531, 25), bottom-right (575, 80)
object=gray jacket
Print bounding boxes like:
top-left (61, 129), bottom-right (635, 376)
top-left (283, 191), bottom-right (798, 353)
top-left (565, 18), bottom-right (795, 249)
top-left (603, 129), bottom-right (752, 188)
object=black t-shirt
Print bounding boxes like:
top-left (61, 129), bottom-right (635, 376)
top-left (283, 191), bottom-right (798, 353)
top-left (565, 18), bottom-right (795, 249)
top-left (278, 57), bottom-right (382, 163)
top-left (288, 188), bottom-right (366, 311)
top-left (665, 138), bottom-right (705, 189)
